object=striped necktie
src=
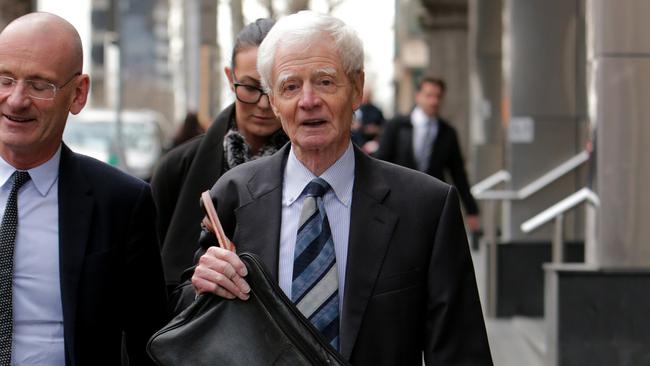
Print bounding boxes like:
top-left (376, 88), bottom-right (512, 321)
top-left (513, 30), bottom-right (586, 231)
top-left (292, 178), bottom-right (340, 350)
top-left (0, 171), bottom-right (31, 366)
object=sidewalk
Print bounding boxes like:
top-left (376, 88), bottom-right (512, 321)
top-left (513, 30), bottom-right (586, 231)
top-left (471, 243), bottom-right (545, 366)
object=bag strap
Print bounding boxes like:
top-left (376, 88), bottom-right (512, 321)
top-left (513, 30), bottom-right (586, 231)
top-left (200, 190), bottom-right (236, 252)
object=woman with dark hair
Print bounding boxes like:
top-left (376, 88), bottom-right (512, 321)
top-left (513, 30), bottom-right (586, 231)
top-left (171, 111), bottom-right (204, 148)
top-left (151, 19), bottom-right (287, 295)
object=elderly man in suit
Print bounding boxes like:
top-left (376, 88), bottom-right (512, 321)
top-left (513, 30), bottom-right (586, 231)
top-left (0, 13), bottom-right (167, 365)
top-left (191, 11), bottom-right (492, 365)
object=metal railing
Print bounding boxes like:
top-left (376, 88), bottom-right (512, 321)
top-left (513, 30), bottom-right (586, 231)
top-left (521, 187), bottom-right (600, 263)
top-left (473, 150), bottom-right (590, 201)
top-left (471, 169), bottom-right (511, 196)
top-left (470, 170), bottom-right (510, 317)
top-left (471, 150), bottom-right (591, 317)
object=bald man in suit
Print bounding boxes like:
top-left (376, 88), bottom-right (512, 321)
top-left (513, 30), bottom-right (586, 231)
top-left (0, 13), bottom-right (167, 365)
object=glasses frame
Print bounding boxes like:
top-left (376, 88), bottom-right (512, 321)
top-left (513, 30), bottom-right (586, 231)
top-left (0, 71), bottom-right (81, 101)
top-left (232, 72), bottom-right (268, 105)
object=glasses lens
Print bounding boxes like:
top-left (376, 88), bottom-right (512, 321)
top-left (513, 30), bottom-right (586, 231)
top-left (235, 84), bottom-right (262, 104)
top-left (26, 80), bottom-right (56, 100)
top-left (0, 76), bottom-right (16, 94)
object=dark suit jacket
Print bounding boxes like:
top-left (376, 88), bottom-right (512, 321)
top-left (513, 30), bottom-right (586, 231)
top-left (204, 144), bottom-right (492, 365)
top-left (151, 104), bottom-right (233, 287)
top-left (375, 115), bottom-right (479, 215)
top-left (58, 144), bottom-right (167, 365)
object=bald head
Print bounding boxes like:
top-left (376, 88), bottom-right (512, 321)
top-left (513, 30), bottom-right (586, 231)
top-left (0, 12), bottom-right (83, 73)
top-left (0, 12), bottom-right (90, 170)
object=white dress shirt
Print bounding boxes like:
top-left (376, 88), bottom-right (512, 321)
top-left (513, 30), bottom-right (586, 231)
top-left (279, 142), bottom-right (355, 310)
top-left (0, 147), bottom-right (64, 365)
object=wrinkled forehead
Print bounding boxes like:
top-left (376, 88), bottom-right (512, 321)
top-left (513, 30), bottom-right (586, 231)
top-left (276, 66), bottom-right (338, 84)
top-left (271, 41), bottom-right (343, 79)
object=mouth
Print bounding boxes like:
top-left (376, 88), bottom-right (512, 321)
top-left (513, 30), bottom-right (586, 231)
top-left (301, 118), bottom-right (327, 127)
top-left (3, 114), bottom-right (36, 123)
top-left (252, 114), bottom-right (276, 121)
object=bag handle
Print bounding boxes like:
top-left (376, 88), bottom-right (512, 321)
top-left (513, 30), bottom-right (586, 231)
top-left (200, 191), bottom-right (236, 252)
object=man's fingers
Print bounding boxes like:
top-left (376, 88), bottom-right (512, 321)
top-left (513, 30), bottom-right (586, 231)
top-left (232, 274), bottom-right (251, 296)
top-left (192, 246), bottom-right (251, 300)
top-left (191, 267), bottom-right (249, 300)
top-left (206, 246), bottom-right (248, 276)
top-left (192, 277), bottom-right (235, 299)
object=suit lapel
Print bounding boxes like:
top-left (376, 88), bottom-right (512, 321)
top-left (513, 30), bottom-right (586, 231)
top-left (57, 145), bottom-right (94, 365)
top-left (231, 146), bottom-right (288, 280)
top-left (230, 145), bottom-right (398, 358)
top-left (340, 149), bottom-right (397, 359)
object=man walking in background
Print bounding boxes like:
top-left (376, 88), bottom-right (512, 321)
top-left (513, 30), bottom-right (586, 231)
top-left (376, 76), bottom-right (480, 232)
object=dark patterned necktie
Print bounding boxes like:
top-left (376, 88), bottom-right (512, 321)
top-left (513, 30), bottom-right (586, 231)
top-left (0, 171), bottom-right (31, 366)
top-left (417, 121), bottom-right (435, 172)
top-left (292, 178), bottom-right (340, 350)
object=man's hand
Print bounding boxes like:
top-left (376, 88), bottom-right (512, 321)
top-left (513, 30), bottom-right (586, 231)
top-left (191, 246), bottom-right (251, 300)
top-left (466, 214), bottom-right (480, 232)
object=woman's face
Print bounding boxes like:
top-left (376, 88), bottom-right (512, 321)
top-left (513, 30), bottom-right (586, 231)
top-left (226, 47), bottom-right (281, 143)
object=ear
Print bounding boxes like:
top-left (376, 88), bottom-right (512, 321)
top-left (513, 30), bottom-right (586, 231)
top-left (69, 74), bottom-right (90, 115)
top-left (224, 66), bottom-right (236, 92)
top-left (351, 71), bottom-right (365, 111)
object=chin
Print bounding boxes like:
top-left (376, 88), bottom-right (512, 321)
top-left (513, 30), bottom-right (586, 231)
top-left (296, 137), bottom-right (335, 151)
top-left (253, 127), bottom-right (280, 138)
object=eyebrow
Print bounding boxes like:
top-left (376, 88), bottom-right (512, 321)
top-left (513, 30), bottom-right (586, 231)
top-left (275, 67), bottom-right (339, 86)
top-left (235, 75), bottom-right (261, 85)
top-left (314, 67), bottom-right (338, 77)
top-left (275, 72), bottom-right (295, 87)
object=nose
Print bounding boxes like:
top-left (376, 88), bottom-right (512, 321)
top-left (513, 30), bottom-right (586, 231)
top-left (257, 93), bottom-right (271, 109)
top-left (4, 82), bottom-right (32, 109)
top-left (297, 84), bottom-right (322, 110)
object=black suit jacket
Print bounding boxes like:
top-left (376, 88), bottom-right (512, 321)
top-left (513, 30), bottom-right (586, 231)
top-left (58, 144), bottom-right (167, 365)
top-left (151, 104), bottom-right (233, 286)
top-left (204, 144), bottom-right (492, 365)
top-left (375, 115), bottom-right (479, 215)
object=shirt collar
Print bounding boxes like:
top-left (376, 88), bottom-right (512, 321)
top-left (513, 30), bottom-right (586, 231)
top-left (283, 142), bottom-right (355, 207)
top-left (411, 106), bottom-right (438, 128)
top-left (0, 145), bottom-right (61, 196)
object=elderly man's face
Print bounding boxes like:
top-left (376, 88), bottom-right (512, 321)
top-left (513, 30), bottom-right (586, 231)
top-left (0, 20), bottom-right (87, 168)
top-left (269, 40), bottom-right (362, 157)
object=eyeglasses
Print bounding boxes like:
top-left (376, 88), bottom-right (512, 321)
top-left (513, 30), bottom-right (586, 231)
top-left (0, 72), bottom-right (81, 100)
top-left (232, 74), bottom-right (268, 104)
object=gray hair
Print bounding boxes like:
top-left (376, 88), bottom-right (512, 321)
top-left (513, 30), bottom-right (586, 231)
top-left (257, 11), bottom-right (364, 93)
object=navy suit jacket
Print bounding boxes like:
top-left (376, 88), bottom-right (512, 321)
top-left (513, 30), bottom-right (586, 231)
top-left (58, 144), bottom-right (167, 365)
top-left (203, 144), bottom-right (492, 365)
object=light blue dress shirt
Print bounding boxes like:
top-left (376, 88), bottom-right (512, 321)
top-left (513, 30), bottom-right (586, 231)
top-left (0, 147), bottom-right (64, 365)
top-left (279, 142), bottom-right (355, 310)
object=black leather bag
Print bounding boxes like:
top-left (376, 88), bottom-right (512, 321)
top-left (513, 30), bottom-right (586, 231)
top-left (147, 252), bottom-right (350, 366)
